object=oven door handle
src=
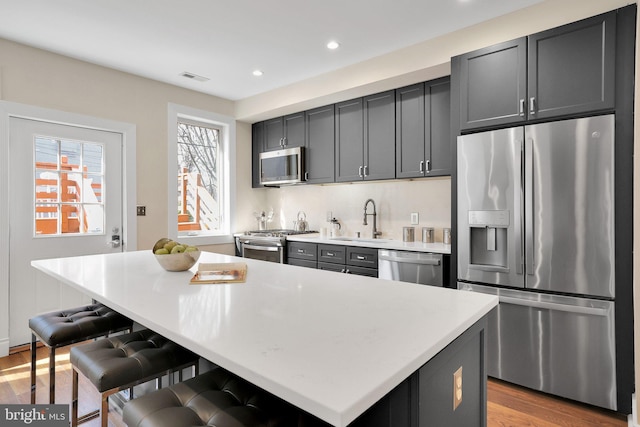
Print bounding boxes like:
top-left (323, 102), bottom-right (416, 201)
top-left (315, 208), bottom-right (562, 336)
top-left (243, 244), bottom-right (281, 251)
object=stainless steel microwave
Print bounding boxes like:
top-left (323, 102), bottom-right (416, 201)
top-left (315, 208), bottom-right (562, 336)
top-left (259, 146), bottom-right (305, 185)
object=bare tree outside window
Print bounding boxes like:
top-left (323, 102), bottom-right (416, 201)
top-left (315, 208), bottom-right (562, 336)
top-left (176, 121), bottom-right (222, 233)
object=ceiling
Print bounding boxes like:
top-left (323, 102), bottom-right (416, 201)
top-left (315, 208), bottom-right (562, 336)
top-left (0, 0), bottom-right (542, 101)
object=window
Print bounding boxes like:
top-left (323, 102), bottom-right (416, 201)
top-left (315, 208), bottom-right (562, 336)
top-left (168, 104), bottom-right (235, 245)
top-left (34, 136), bottom-right (105, 236)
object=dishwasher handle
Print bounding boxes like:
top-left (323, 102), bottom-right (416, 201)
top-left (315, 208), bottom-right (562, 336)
top-left (378, 253), bottom-right (441, 266)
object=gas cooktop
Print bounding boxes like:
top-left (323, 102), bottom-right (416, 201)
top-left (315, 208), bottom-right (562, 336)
top-left (242, 229), bottom-right (317, 238)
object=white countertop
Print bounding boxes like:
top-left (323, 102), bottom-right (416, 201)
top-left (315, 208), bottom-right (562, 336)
top-left (32, 250), bottom-right (494, 426)
top-left (286, 233), bottom-right (452, 254)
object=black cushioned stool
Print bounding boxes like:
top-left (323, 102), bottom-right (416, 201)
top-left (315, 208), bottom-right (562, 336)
top-left (123, 367), bottom-right (330, 427)
top-left (28, 303), bottom-right (133, 404)
top-left (70, 328), bottom-right (200, 427)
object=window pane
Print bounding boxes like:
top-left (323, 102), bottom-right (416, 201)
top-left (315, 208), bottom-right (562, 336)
top-left (35, 138), bottom-right (58, 169)
top-left (33, 137), bottom-right (105, 237)
top-left (177, 121), bottom-right (221, 235)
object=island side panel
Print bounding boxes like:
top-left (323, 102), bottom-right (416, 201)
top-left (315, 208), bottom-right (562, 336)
top-left (348, 315), bottom-right (488, 427)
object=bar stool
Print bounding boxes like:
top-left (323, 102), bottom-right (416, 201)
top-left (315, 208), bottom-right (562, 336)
top-left (70, 328), bottom-right (200, 427)
top-left (28, 303), bottom-right (133, 404)
top-left (123, 367), bottom-right (330, 427)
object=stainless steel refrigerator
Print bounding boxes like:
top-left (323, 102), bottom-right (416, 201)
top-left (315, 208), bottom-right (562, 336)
top-left (457, 114), bottom-right (617, 410)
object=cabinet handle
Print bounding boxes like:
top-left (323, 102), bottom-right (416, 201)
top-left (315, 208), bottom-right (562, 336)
top-left (279, 137), bottom-right (284, 147)
top-left (519, 99), bottom-right (525, 117)
top-left (327, 252), bottom-right (334, 257)
top-left (426, 160), bottom-right (431, 173)
top-left (298, 249), bottom-right (304, 253)
top-left (304, 171), bottom-right (309, 181)
top-left (345, 269), bottom-right (351, 274)
top-left (356, 255), bottom-right (366, 260)
top-left (358, 166), bottom-right (363, 177)
top-left (529, 97), bottom-right (536, 115)
top-left (282, 137), bottom-right (287, 147)
top-left (364, 165), bottom-right (369, 177)
top-left (419, 160), bottom-right (424, 173)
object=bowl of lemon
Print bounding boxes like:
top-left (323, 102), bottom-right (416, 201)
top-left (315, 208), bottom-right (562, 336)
top-left (152, 238), bottom-right (200, 271)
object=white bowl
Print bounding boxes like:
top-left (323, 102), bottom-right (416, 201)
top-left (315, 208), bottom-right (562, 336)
top-left (154, 250), bottom-right (201, 272)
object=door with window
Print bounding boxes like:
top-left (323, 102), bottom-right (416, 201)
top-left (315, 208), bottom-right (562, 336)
top-left (9, 117), bottom-right (123, 346)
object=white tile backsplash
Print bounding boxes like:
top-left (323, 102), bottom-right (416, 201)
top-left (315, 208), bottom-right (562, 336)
top-left (254, 177), bottom-right (451, 242)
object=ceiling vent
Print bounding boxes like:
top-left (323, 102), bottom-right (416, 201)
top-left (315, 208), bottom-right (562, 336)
top-left (180, 72), bottom-right (210, 82)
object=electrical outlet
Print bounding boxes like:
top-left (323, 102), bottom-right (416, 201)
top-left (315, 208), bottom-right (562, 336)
top-left (410, 212), bottom-right (419, 225)
top-left (326, 211), bottom-right (333, 222)
top-left (453, 366), bottom-right (463, 410)
top-left (136, 206), bottom-right (146, 216)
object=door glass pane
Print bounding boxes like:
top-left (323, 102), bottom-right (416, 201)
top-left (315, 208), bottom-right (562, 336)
top-left (33, 137), bottom-right (105, 236)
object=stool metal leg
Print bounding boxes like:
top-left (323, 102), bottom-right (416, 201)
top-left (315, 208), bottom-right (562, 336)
top-left (72, 369), bottom-right (78, 427)
top-left (49, 347), bottom-right (55, 404)
top-left (30, 334), bottom-right (37, 404)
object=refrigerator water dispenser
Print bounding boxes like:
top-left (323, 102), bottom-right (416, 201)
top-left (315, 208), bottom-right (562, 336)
top-left (468, 210), bottom-right (509, 269)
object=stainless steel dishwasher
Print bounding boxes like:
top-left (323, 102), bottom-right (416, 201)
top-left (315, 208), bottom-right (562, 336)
top-left (378, 250), bottom-right (443, 286)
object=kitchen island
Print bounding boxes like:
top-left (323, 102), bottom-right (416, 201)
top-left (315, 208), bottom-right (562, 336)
top-left (32, 250), bottom-right (496, 427)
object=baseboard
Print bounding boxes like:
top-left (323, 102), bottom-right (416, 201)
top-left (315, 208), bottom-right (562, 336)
top-left (630, 394), bottom-right (639, 427)
top-left (0, 337), bottom-right (9, 358)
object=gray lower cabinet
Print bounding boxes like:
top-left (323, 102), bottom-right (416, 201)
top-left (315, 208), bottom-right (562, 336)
top-left (336, 91), bottom-right (395, 182)
top-left (396, 78), bottom-right (451, 178)
top-left (290, 243), bottom-right (378, 277)
top-left (458, 11), bottom-right (616, 130)
top-left (287, 241), bottom-right (317, 267)
top-left (304, 104), bottom-right (335, 184)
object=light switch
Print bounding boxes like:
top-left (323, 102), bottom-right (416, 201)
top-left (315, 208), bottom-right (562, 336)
top-left (410, 212), bottom-right (419, 225)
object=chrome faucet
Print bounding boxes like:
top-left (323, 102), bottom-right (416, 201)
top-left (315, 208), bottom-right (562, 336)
top-left (363, 199), bottom-right (382, 239)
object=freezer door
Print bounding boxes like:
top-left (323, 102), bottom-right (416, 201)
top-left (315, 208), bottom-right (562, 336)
top-left (457, 128), bottom-right (524, 288)
top-left (525, 115), bottom-right (615, 297)
top-left (459, 282), bottom-right (616, 410)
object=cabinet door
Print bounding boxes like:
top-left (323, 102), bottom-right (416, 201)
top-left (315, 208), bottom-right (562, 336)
top-left (283, 112), bottom-right (305, 148)
top-left (425, 78), bottom-right (451, 176)
top-left (335, 98), bottom-right (364, 182)
top-left (251, 122), bottom-right (264, 188)
top-left (305, 105), bottom-right (335, 184)
top-left (364, 90), bottom-right (395, 181)
top-left (528, 11), bottom-right (615, 119)
top-left (318, 244), bottom-right (346, 264)
top-left (264, 117), bottom-right (284, 151)
top-left (396, 83), bottom-right (426, 179)
top-left (347, 247), bottom-right (378, 269)
top-left (459, 37), bottom-right (527, 130)
top-left (287, 242), bottom-right (317, 261)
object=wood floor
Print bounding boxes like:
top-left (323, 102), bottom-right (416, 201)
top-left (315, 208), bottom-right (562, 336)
top-left (0, 344), bottom-right (629, 427)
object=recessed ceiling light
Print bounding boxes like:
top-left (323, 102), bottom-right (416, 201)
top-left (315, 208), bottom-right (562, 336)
top-left (327, 41), bottom-right (340, 50)
top-left (252, 70), bottom-right (263, 77)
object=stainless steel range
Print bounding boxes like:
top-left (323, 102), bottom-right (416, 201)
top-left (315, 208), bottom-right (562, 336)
top-left (235, 229), bottom-right (316, 264)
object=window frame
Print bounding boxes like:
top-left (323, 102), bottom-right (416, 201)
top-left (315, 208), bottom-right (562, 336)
top-left (168, 103), bottom-right (236, 245)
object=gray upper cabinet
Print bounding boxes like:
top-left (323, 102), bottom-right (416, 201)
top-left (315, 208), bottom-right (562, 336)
top-left (335, 98), bottom-right (365, 182)
top-left (396, 78), bottom-right (451, 178)
top-left (363, 90), bottom-right (396, 181)
top-left (336, 91), bottom-right (395, 182)
top-left (264, 112), bottom-right (306, 151)
top-left (305, 105), bottom-right (335, 184)
top-left (252, 122), bottom-right (264, 188)
top-left (528, 12), bottom-right (616, 119)
top-left (459, 38), bottom-right (527, 130)
top-left (459, 11), bottom-right (615, 130)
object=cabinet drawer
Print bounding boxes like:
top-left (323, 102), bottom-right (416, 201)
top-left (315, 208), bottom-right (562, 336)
top-left (318, 262), bottom-right (345, 273)
top-left (318, 244), bottom-right (346, 264)
top-left (288, 258), bottom-right (317, 269)
top-left (287, 242), bottom-right (317, 261)
top-left (347, 247), bottom-right (378, 268)
top-left (346, 265), bottom-right (378, 277)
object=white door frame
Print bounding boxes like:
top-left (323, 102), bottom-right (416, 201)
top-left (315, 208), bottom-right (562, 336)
top-left (0, 101), bottom-right (137, 356)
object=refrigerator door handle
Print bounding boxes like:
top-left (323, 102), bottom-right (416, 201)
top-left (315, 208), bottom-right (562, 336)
top-left (498, 295), bottom-right (610, 317)
top-left (515, 139), bottom-right (524, 275)
top-left (525, 137), bottom-right (534, 275)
